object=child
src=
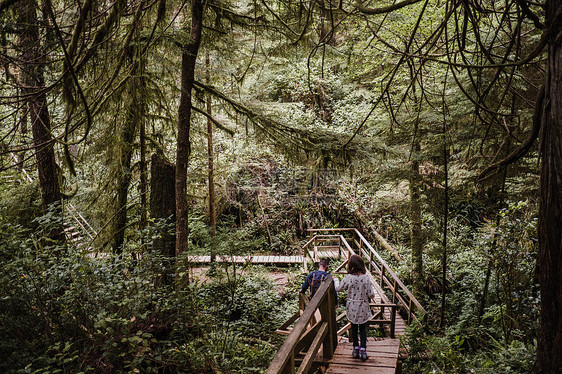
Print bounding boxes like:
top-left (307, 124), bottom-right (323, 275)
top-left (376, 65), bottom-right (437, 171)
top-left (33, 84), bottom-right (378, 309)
top-left (335, 254), bottom-right (375, 361)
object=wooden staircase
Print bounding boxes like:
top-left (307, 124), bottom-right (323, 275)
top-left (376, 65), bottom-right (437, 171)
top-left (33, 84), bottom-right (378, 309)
top-left (2, 154), bottom-right (98, 250)
top-left (268, 228), bottom-right (425, 374)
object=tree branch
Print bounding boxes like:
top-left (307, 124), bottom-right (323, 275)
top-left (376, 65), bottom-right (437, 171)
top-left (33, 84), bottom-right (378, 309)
top-left (477, 85), bottom-right (544, 181)
top-left (192, 106), bottom-right (235, 136)
top-left (356, 0), bottom-right (424, 15)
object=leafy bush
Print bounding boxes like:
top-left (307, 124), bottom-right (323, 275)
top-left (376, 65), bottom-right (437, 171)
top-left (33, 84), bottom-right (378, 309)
top-left (0, 213), bottom-right (292, 373)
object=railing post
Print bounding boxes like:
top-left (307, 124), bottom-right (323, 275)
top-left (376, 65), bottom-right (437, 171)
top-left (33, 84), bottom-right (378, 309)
top-left (408, 299), bottom-right (413, 324)
top-left (358, 235), bottom-right (363, 255)
top-left (390, 305), bottom-right (396, 339)
top-left (369, 251), bottom-right (373, 273)
top-left (392, 280), bottom-right (397, 303)
top-left (313, 237), bottom-right (317, 262)
top-left (299, 293), bottom-right (306, 314)
top-left (285, 354), bottom-right (295, 374)
top-left (320, 279), bottom-right (338, 359)
top-left (338, 236), bottom-right (342, 258)
top-left (380, 267), bottom-right (385, 290)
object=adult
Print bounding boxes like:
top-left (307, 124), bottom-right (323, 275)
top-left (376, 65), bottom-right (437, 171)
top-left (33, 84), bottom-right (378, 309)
top-left (300, 258), bottom-right (332, 298)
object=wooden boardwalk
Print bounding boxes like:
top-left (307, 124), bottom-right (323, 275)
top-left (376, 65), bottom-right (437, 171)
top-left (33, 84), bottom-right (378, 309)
top-left (325, 338), bottom-right (400, 374)
top-left (326, 278), bottom-right (406, 373)
top-left (188, 251), bottom-right (340, 265)
top-left (254, 229), bottom-right (425, 374)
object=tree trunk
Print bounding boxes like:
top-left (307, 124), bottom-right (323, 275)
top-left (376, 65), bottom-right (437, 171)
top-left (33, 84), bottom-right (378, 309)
top-left (150, 153), bottom-right (176, 258)
top-left (410, 141), bottom-right (424, 298)
top-left (18, 0), bottom-right (64, 242)
top-left (150, 153), bottom-right (176, 284)
top-left (140, 110), bottom-right (148, 232)
top-left (175, 0), bottom-right (203, 256)
top-left (536, 3), bottom-right (562, 370)
top-left (139, 61), bottom-right (148, 240)
top-left (440, 131), bottom-right (449, 328)
top-left (112, 107), bottom-right (137, 254)
top-left (206, 53), bottom-right (217, 261)
top-left (112, 68), bottom-right (143, 254)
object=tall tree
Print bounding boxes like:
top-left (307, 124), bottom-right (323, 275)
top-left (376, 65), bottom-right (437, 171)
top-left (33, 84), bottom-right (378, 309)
top-left (409, 136), bottom-right (424, 298)
top-left (176, 0), bottom-right (204, 256)
top-left (17, 0), bottom-right (64, 241)
top-left (206, 53), bottom-right (217, 261)
top-left (536, 1), bottom-right (562, 370)
top-left (112, 86), bottom-right (139, 254)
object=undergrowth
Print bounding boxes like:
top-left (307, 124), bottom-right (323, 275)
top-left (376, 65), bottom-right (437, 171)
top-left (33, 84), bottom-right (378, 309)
top-left (0, 215), bottom-right (294, 373)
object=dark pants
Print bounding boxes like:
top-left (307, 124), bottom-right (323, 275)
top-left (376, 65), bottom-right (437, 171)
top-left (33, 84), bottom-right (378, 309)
top-left (351, 323), bottom-right (367, 348)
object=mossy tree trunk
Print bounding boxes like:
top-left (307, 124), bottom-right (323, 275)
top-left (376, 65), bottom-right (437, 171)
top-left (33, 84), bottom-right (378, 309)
top-left (112, 72), bottom-right (144, 254)
top-left (18, 0), bottom-right (64, 242)
top-left (410, 140), bottom-right (424, 299)
top-left (176, 0), bottom-right (204, 257)
top-left (150, 153), bottom-right (176, 282)
top-left (112, 102), bottom-right (138, 254)
top-left (206, 53), bottom-right (217, 261)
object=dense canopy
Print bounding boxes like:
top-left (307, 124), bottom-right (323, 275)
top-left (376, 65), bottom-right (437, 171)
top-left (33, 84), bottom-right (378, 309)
top-left (1, 0), bottom-right (560, 372)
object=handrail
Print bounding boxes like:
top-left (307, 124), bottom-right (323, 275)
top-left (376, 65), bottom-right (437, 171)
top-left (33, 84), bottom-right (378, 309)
top-left (351, 229), bottom-right (426, 320)
top-left (7, 153), bottom-right (98, 247)
top-left (307, 228), bottom-right (426, 321)
top-left (67, 202), bottom-right (97, 240)
top-left (267, 278), bottom-right (338, 374)
top-left (300, 233), bottom-right (400, 336)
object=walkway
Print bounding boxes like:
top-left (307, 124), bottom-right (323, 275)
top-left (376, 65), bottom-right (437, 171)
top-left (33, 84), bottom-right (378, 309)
top-left (268, 228), bottom-right (425, 374)
top-left (187, 251), bottom-right (339, 265)
top-left (326, 338), bottom-right (400, 374)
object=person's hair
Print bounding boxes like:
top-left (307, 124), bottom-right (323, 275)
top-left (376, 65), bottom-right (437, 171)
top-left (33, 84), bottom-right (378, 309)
top-left (347, 255), bottom-right (366, 275)
top-left (318, 259), bottom-right (330, 269)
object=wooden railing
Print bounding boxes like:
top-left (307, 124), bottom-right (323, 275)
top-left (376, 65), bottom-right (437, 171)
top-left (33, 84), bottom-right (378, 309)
top-left (267, 278), bottom-right (338, 374)
top-left (301, 234), bottom-right (342, 268)
top-left (6, 153), bottom-right (98, 250)
top-left (307, 228), bottom-right (426, 323)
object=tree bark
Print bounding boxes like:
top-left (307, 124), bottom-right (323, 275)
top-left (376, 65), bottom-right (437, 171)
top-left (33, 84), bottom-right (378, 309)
top-left (18, 0), bottom-right (64, 241)
top-left (536, 3), bottom-right (562, 371)
top-left (440, 131), bottom-right (449, 329)
top-left (150, 153), bottom-right (176, 284)
top-left (150, 153), bottom-right (176, 258)
top-left (206, 53), bottom-right (217, 261)
top-left (410, 141), bottom-right (424, 298)
top-left (112, 101), bottom-right (137, 254)
top-left (175, 0), bottom-right (203, 256)
top-left (140, 107), bottom-right (148, 232)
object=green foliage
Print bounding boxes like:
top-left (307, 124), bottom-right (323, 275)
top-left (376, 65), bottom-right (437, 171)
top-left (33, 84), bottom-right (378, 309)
top-left (0, 176), bottom-right (41, 229)
top-left (401, 200), bottom-right (538, 372)
top-left (403, 321), bottom-right (536, 373)
top-left (0, 215), bottom-right (293, 373)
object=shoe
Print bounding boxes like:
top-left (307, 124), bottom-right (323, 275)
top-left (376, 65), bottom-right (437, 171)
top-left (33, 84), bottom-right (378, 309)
top-left (352, 346), bottom-right (360, 359)
top-left (359, 348), bottom-right (368, 361)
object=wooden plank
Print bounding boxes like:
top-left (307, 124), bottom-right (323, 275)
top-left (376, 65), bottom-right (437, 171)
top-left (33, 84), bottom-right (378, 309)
top-left (328, 358), bottom-right (396, 367)
top-left (326, 338), bottom-right (399, 374)
top-left (326, 366), bottom-right (395, 374)
top-left (332, 351), bottom-right (398, 361)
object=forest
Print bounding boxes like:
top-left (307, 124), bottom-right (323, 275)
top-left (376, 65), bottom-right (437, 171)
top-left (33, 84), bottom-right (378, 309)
top-left (1, 0), bottom-right (561, 372)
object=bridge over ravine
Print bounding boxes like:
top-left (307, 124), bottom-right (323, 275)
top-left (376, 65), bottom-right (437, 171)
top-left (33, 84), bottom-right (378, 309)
top-left (267, 228), bottom-right (425, 374)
